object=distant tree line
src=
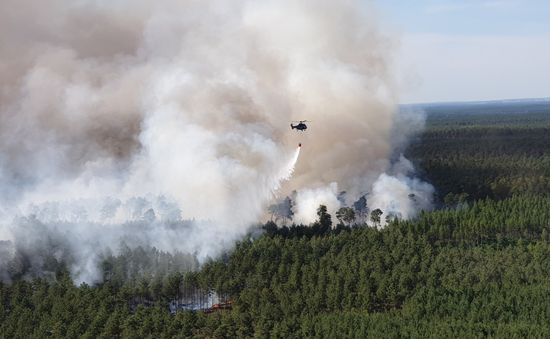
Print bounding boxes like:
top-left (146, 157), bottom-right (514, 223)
top-left (406, 111), bottom-right (550, 201)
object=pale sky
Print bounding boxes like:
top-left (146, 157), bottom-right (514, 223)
top-left (375, 0), bottom-right (550, 103)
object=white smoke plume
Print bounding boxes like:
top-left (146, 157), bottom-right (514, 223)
top-left (368, 156), bottom-right (434, 225)
top-left (293, 183), bottom-right (341, 225)
top-left (0, 0), bottom-right (432, 282)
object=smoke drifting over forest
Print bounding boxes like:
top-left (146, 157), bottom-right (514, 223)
top-left (0, 0), bottom-right (432, 283)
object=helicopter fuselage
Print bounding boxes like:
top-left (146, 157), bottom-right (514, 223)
top-left (291, 122), bottom-right (307, 131)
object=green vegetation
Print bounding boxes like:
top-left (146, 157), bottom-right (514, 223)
top-left (406, 104), bottom-right (550, 201)
top-left (3, 101), bottom-right (550, 338)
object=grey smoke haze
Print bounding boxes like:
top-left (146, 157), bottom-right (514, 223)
top-left (0, 0), bottom-right (432, 283)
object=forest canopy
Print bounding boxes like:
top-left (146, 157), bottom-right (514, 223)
top-left (3, 101), bottom-right (550, 337)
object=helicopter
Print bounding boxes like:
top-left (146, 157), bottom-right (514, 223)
top-left (290, 120), bottom-right (309, 131)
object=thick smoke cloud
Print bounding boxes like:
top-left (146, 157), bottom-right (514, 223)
top-left (0, 0), bottom-right (431, 282)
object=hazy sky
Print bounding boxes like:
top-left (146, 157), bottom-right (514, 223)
top-left (376, 0), bottom-right (550, 103)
